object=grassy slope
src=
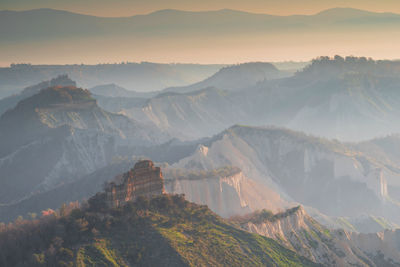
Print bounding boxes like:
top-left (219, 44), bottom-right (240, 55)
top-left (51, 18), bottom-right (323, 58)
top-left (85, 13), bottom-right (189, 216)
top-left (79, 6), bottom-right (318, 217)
top-left (0, 194), bottom-right (319, 267)
top-left (77, 195), bottom-right (318, 266)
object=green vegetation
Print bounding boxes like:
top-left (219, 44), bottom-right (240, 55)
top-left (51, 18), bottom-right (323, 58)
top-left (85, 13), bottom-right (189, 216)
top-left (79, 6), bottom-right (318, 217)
top-left (76, 239), bottom-right (128, 267)
top-left (302, 230), bottom-right (319, 249)
top-left (0, 194), bottom-right (318, 266)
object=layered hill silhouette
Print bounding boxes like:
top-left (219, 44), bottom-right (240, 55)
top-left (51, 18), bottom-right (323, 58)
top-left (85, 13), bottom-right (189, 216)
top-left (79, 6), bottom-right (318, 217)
top-left (120, 57), bottom-right (400, 141)
top-left (4, 60), bottom-right (400, 229)
top-left (0, 63), bottom-right (223, 98)
top-left (2, 8), bottom-right (400, 65)
top-left (3, 8), bottom-right (400, 42)
top-left (4, 5), bottom-right (400, 265)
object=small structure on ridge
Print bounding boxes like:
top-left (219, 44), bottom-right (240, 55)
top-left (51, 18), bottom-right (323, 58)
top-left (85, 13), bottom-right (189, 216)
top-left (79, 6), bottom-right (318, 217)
top-left (105, 160), bottom-right (165, 207)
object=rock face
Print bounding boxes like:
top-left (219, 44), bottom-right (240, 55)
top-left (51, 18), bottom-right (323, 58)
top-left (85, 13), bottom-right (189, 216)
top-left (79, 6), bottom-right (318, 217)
top-left (238, 206), bottom-right (400, 266)
top-left (125, 87), bottom-right (248, 140)
top-left (105, 160), bottom-right (165, 207)
top-left (238, 207), bottom-right (362, 266)
top-left (174, 125), bottom-right (400, 226)
top-left (163, 166), bottom-right (288, 217)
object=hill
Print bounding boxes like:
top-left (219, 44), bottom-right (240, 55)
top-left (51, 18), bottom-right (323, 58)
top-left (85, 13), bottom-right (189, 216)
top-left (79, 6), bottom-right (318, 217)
top-left (0, 75), bottom-right (76, 116)
top-left (0, 85), bottom-right (168, 204)
top-left (124, 87), bottom-right (247, 139)
top-left (163, 62), bottom-right (290, 93)
top-left (0, 194), bottom-right (317, 266)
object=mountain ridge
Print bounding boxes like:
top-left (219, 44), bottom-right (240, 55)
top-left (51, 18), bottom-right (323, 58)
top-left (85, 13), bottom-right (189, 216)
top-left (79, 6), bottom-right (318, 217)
top-left (3, 7), bottom-right (400, 65)
top-left (236, 205), bottom-right (400, 266)
top-left (163, 62), bottom-right (289, 94)
top-left (2, 7), bottom-right (399, 19)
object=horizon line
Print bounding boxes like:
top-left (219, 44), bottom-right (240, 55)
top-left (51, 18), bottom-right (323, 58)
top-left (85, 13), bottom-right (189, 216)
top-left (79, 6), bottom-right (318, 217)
top-left (2, 56), bottom-right (400, 69)
top-left (0, 6), bottom-right (397, 19)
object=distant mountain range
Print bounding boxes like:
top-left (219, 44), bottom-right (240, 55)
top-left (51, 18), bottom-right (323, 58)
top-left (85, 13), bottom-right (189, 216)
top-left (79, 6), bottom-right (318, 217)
top-left (0, 63), bottom-right (224, 98)
top-left (92, 63), bottom-right (290, 140)
top-left (112, 57), bottom-right (400, 141)
top-left (4, 7), bottom-right (400, 42)
top-left (1, 8), bottom-right (400, 65)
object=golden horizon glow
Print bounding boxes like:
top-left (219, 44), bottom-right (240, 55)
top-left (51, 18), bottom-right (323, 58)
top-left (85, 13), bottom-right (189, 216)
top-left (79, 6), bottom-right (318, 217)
top-left (2, 0), bottom-right (400, 66)
top-left (2, 0), bottom-right (400, 17)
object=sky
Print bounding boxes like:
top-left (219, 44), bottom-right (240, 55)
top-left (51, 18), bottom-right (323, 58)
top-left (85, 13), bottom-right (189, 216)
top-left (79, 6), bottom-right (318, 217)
top-left (2, 0), bottom-right (400, 16)
top-left (1, 0), bottom-right (400, 66)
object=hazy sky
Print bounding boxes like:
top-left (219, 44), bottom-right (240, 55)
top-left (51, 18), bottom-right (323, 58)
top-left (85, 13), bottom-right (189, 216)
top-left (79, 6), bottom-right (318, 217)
top-left (2, 0), bottom-right (400, 66)
top-left (2, 0), bottom-right (400, 16)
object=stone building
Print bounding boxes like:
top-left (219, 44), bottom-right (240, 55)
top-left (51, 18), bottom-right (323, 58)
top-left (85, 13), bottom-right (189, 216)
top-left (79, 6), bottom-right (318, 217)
top-left (105, 160), bottom-right (165, 207)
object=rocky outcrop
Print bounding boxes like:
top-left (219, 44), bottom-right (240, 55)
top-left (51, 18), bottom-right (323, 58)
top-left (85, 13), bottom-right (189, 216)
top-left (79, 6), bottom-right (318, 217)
top-left (237, 206), bottom-right (400, 266)
top-left (105, 160), bottom-right (165, 207)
